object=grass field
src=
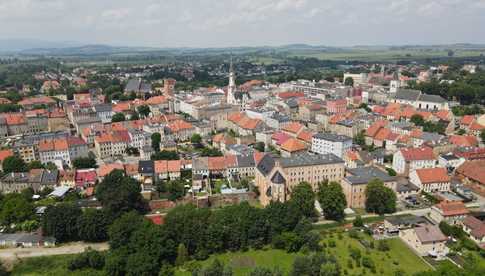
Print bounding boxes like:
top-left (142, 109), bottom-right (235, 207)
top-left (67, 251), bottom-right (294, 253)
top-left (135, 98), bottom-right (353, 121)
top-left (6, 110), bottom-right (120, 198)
top-left (175, 232), bottom-right (432, 276)
top-left (10, 254), bottom-right (105, 276)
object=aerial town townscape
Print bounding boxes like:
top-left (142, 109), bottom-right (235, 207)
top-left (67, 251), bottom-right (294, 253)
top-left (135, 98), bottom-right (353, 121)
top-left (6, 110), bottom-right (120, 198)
top-left (1, 2), bottom-right (485, 276)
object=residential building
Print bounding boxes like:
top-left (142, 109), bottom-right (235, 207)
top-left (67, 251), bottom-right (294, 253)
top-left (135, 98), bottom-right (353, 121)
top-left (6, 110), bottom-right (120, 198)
top-left (341, 166), bottom-right (397, 209)
top-left (429, 201), bottom-right (469, 225)
top-left (312, 132), bottom-right (352, 158)
top-left (399, 225), bottom-right (448, 258)
top-left (392, 147), bottom-right (436, 175)
top-left (409, 168), bottom-right (451, 193)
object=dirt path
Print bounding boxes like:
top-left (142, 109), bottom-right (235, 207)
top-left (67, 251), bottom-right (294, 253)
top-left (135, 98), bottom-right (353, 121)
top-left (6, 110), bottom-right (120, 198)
top-left (0, 242), bottom-right (109, 267)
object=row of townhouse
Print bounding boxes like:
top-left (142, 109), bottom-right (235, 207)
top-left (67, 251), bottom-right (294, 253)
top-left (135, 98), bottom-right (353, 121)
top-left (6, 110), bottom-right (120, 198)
top-left (38, 136), bottom-right (89, 167)
top-left (94, 129), bottom-right (150, 159)
top-left (0, 111), bottom-right (49, 137)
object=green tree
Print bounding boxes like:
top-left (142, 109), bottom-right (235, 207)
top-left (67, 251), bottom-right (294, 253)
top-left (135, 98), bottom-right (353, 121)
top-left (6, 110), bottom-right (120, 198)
top-left (165, 180), bottom-right (186, 201)
top-left (289, 182), bottom-right (316, 218)
top-left (77, 209), bottom-right (109, 242)
top-left (175, 243), bottom-right (188, 266)
top-left (151, 150), bottom-right (179, 160)
top-left (111, 113), bottom-right (126, 123)
top-left (365, 178), bottom-right (396, 215)
top-left (353, 215), bottom-right (364, 227)
top-left (254, 142), bottom-right (265, 152)
top-left (72, 156), bottom-right (97, 169)
top-left (344, 77), bottom-right (354, 87)
top-left (27, 160), bottom-right (44, 170)
top-left (2, 156), bottom-right (27, 174)
top-left (137, 105), bottom-right (151, 118)
top-left (318, 181), bottom-right (347, 221)
top-left (42, 203), bottom-right (82, 242)
top-left (108, 211), bottom-right (144, 250)
top-left (353, 131), bottom-right (365, 146)
top-left (410, 114), bottom-right (425, 126)
top-left (480, 129), bottom-right (485, 143)
top-left (0, 193), bottom-right (34, 225)
top-left (151, 132), bottom-right (161, 152)
top-left (95, 170), bottom-right (145, 217)
top-left (191, 133), bottom-right (202, 144)
top-left (129, 112), bottom-right (139, 121)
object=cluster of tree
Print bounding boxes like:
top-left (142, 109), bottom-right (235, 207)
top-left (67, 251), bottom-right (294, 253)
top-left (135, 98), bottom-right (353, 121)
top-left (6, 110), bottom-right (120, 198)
top-left (151, 150), bottom-right (180, 161)
top-left (190, 134), bottom-right (202, 145)
top-left (101, 182), bottom-right (319, 275)
top-left (156, 179), bottom-right (186, 201)
top-left (410, 114), bottom-right (447, 134)
top-left (408, 69), bottom-right (485, 105)
top-left (151, 132), bottom-right (161, 152)
top-left (290, 252), bottom-right (341, 276)
top-left (365, 179), bottom-right (396, 215)
top-left (72, 156), bottom-right (97, 169)
top-left (199, 147), bottom-right (223, 157)
top-left (1, 156), bottom-right (57, 174)
top-left (0, 192), bottom-right (34, 227)
top-left (415, 253), bottom-right (485, 276)
top-left (68, 248), bottom-right (105, 271)
top-left (42, 170), bottom-right (146, 242)
top-left (452, 105), bottom-right (483, 116)
top-left (0, 104), bottom-right (21, 113)
top-left (111, 113), bottom-right (126, 123)
top-left (42, 204), bottom-right (109, 243)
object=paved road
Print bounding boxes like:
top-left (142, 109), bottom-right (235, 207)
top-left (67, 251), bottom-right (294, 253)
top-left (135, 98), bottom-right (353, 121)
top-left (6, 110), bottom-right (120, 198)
top-left (0, 242), bottom-right (109, 264)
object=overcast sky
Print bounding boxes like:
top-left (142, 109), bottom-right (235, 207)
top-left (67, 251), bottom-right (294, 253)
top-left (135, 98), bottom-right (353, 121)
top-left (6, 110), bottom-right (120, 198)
top-left (1, 0), bottom-right (485, 48)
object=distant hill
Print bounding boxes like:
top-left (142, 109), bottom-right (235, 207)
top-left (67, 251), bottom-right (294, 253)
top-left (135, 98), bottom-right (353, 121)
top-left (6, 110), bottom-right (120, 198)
top-left (0, 39), bottom-right (82, 52)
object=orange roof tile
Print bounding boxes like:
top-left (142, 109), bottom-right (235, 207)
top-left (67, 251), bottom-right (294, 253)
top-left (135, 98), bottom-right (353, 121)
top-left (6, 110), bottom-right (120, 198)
top-left (415, 168), bottom-right (450, 184)
top-left (281, 138), bottom-right (307, 153)
top-left (167, 120), bottom-right (193, 133)
top-left (282, 122), bottom-right (304, 134)
top-left (457, 160), bottom-right (485, 185)
top-left (208, 156), bottom-right (226, 170)
top-left (460, 115), bottom-right (475, 126)
top-left (0, 149), bottom-right (13, 162)
top-left (98, 163), bottom-right (124, 177)
top-left (4, 113), bottom-right (26, 125)
top-left (435, 201), bottom-right (469, 217)
top-left (297, 130), bottom-right (314, 143)
top-left (400, 147), bottom-right (434, 161)
top-left (146, 96), bottom-right (167, 105)
top-left (449, 135), bottom-right (478, 147)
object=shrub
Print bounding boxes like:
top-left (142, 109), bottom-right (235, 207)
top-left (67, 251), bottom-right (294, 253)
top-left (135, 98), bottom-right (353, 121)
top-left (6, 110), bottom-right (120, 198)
top-left (68, 249), bottom-right (105, 271)
top-left (377, 240), bottom-right (390, 251)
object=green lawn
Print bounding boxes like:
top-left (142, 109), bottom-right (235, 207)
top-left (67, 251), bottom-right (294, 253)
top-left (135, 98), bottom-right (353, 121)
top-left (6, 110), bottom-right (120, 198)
top-left (175, 232), bottom-right (432, 276)
top-left (10, 254), bottom-right (105, 276)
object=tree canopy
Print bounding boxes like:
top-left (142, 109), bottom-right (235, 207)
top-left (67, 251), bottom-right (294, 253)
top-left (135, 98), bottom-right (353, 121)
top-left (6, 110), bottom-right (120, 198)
top-left (2, 156), bottom-right (27, 174)
top-left (289, 182), bottom-right (316, 218)
top-left (318, 181), bottom-right (347, 221)
top-left (111, 113), bottom-right (126, 123)
top-left (95, 170), bottom-right (146, 218)
top-left (365, 179), bottom-right (396, 215)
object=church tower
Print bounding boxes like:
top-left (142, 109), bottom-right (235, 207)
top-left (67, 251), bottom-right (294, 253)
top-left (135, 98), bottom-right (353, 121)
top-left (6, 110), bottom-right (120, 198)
top-left (227, 56), bottom-right (237, 105)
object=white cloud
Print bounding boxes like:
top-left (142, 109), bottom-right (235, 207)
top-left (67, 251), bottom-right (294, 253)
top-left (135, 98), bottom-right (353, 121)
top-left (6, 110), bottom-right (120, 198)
top-left (0, 0), bottom-right (484, 47)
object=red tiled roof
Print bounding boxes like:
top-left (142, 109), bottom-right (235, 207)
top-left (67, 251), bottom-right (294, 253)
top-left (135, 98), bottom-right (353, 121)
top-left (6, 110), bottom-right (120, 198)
top-left (278, 91), bottom-right (304, 99)
top-left (434, 201), bottom-right (469, 217)
top-left (271, 131), bottom-right (291, 146)
top-left (0, 149), bottom-right (13, 162)
top-left (400, 147), bottom-right (434, 161)
top-left (282, 122), bottom-right (304, 134)
top-left (457, 160), bottom-right (485, 185)
top-left (208, 156), bottom-right (226, 170)
top-left (281, 138), bottom-right (307, 153)
top-left (460, 115), bottom-right (475, 126)
top-left (4, 113), bottom-right (26, 125)
top-left (366, 120), bottom-right (387, 137)
top-left (18, 96), bottom-right (56, 106)
top-left (415, 168), bottom-right (450, 184)
top-left (98, 163), bottom-right (124, 177)
top-left (449, 135), bottom-right (478, 147)
top-left (297, 130), bottom-right (313, 143)
top-left (167, 120), bottom-right (193, 133)
top-left (146, 96), bottom-right (167, 105)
